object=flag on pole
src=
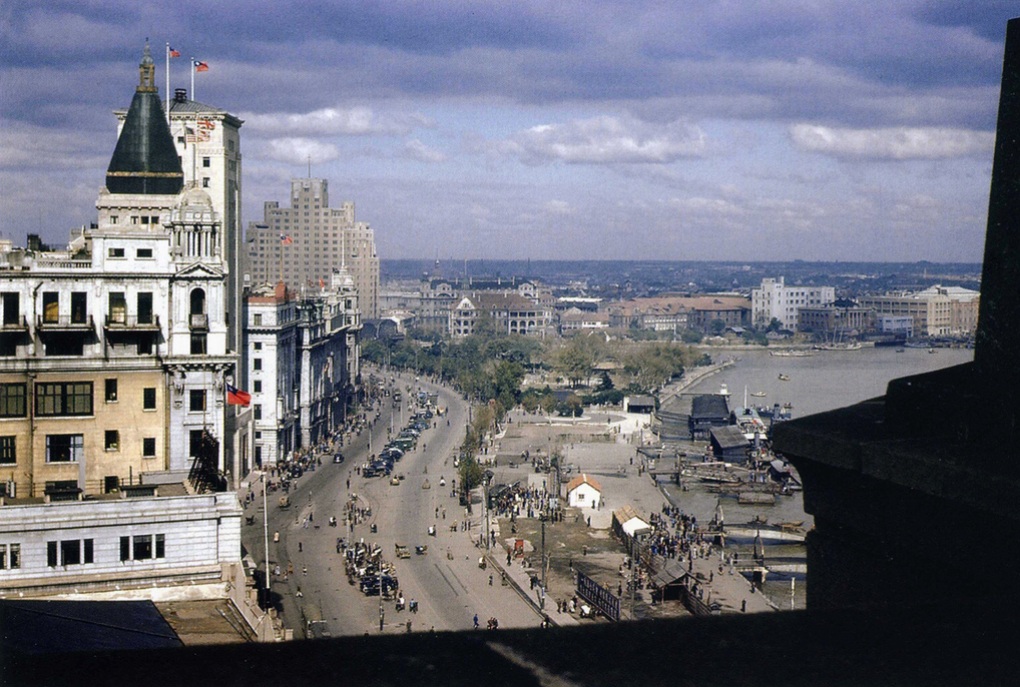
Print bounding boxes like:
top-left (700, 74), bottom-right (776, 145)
top-left (169, 46), bottom-right (181, 58)
top-left (280, 234), bottom-right (293, 245)
top-left (194, 60), bottom-right (209, 72)
top-left (226, 383), bottom-right (251, 407)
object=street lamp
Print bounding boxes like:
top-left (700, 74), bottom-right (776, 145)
top-left (262, 472), bottom-right (271, 608)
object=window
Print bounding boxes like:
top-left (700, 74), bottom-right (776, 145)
top-left (253, 313), bottom-right (262, 326)
top-left (254, 404), bottom-right (262, 420)
top-left (49, 539), bottom-right (93, 567)
top-left (191, 333), bottom-right (207, 354)
top-left (1, 292), bottom-right (18, 326)
top-left (137, 292), bottom-right (153, 324)
top-left (46, 434), bottom-right (83, 462)
top-left (105, 378), bottom-right (118, 402)
top-left (202, 157), bottom-right (211, 168)
top-left (42, 292), bottom-right (59, 323)
top-left (134, 535), bottom-right (153, 560)
top-left (143, 437), bottom-right (156, 458)
top-left (137, 248), bottom-right (153, 259)
top-left (61, 540), bottom-right (81, 565)
top-left (253, 358), bottom-right (262, 371)
top-left (143, 387), bottom-right (157, 410)
top-left (120, 535), bottom-right (165, 562)
top-left (0, 543), bottom-right (21, 570)
top-left (108, 247), bottom-right (125, 258)
top-left (70, 292), bottom-right (87, 324)
top-left (253, 380), bottom-right (262, 393)
top-left (202, 177), bottom-right (210, 188)
top-left (104, 430), bottom-right (119, 451)
top-left (0, 436), bottom-right (14, 464)
top-left (35, 382), bottom-right (92, 416)
top-left (0, 383), bottom-right (26, 417)
top-left (108, 291), bottom-right (126, 324)
top-left (190, 389), bottom-right (206, 412)
top-left (110, 215), bottom-right (119, 224)
top-left (254, 342), bottom-right (262, 351)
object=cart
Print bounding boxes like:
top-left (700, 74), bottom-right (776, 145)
top-left (395, 544), bottom-right (410, 559)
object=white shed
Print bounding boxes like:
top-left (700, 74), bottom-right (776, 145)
top-left (566, 473), bottom-right (603, 509)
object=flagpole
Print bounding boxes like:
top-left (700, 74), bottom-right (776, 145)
top-left (191, 57), bottom-right (196, 103)
top-left (165, 43), bottom-right (171, 126)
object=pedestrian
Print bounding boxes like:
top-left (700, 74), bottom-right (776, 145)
top-left (489, 574), bottom-right (493, 586)
top-left (299, 542), bottom-right (303, 552)
top-left (473, 614), bottom-right (479, 630)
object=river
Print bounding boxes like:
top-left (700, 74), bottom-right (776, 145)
top-left (661, 345), bottom-right (974, 609)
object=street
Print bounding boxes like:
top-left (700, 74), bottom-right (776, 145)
top-left (242, 369), bottom-right (543, 637)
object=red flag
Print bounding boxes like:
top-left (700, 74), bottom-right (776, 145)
top-left (169, 46), bottom-right (181, 58)
top-left (280, 234), bottom-right (293, 245)
top-left (226, 383), bottom-right (251, 407)
top-left (194, 60), bottom-right (209, 72)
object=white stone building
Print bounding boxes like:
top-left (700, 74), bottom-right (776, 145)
top-left (751, 277), bottom-right (835, 330)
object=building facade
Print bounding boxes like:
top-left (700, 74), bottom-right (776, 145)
top-left (243, 270), bottom-right (361, 467)
top-left (246, 178), bottom-right (379, 319)
top-left (858, 285), bottom-right (979, 337)
top-left (0, 44), bottom-right (242, 500)
top-left (751, 277), bottom-right (835, 330)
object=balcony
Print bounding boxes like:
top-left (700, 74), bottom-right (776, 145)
top-left (189, 313), bottom-right (208, 330)
top-left (104, 313), bottom-right (161, 332)
top-left (36, 314), bottom-right (94, 332)
top-left (0, 315), bottom-right (29, 333)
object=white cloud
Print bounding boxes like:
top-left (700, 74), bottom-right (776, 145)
top-left (262, 137), bottom-right (340, 165)
top-left (789, 124), bottom-right (993, 160)
top-left (500, 115), bottom-right (707, 165)
top-left (402, 139), bottom-right (446, 163)
top-left (543, 199), bottom-right (574, 216)
top-left (243, 106), bottom-right (430, 137)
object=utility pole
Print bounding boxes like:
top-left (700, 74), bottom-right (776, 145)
top-left (540, 517), bottom-right (547, 610)
top-left (262, 472), bottom-right (270, 607)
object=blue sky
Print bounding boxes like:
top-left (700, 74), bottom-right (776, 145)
top-left (1, 1), bottom-right (1017, 262)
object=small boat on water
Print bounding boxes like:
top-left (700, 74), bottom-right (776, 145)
top-left (777, 373), bottom-right (790, 381)
top-left (769, 349), bottom-right (814, 358)
top-left (750, 391), bottom-right (767, 398)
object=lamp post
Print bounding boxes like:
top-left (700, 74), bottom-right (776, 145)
top-left (262, 472), bottom-right (271, 607)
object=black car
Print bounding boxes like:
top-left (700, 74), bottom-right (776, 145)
top-left (360, 573), bottom-right (398, 596)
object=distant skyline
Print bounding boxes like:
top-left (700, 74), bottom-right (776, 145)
top-left (1, 2), bottom-right (1017, 262)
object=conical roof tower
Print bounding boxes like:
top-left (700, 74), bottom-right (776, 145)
top-left (105, 41), bottom-right (183, 194)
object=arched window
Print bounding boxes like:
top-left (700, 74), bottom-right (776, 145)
top-left (190, 289), bottom-right (206, 315)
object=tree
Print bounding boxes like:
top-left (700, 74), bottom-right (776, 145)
top-left (709, 319), bottom-right (727, 336)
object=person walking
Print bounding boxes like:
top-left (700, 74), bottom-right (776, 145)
top-left (473, 614), bottom-right (479, 630)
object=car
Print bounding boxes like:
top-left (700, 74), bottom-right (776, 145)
top-left (362, 465), bottom-right (380, 478)
top-left (333, 453), bottom-right (345, 464)
top-left (359, 573), bottom-right (398, 596)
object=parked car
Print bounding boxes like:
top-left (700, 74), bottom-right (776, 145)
top-left (359, 573), bottom-right (398, 596)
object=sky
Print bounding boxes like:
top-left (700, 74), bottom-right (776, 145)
top-left (1, 1), bottom-right (1018, 263)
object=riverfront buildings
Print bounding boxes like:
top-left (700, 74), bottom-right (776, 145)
top-left (751, 277), bottom-right (836, 330)
top-left (246, 178), bottom-right (380, 319)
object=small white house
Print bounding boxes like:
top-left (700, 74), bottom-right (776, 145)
top-left (566, 474), bottom-right (602, 509)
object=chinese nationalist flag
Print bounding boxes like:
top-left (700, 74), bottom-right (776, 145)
top-left (194, 60), bottom-right (209, 72)
top-left (226, 383), bottom-right (251, 407)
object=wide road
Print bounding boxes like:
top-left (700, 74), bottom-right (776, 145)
top-left (242, 367), bottom-right (542, 638)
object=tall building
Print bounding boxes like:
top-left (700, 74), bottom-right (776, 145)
top-left (0, 43), bottom-right (241, 497)
top-left (0, 45), bottom-right (254, 610)
top-left (751, 277), bottom-right (835, 330)
top-left (246, 178), bottom-right (379, 319)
